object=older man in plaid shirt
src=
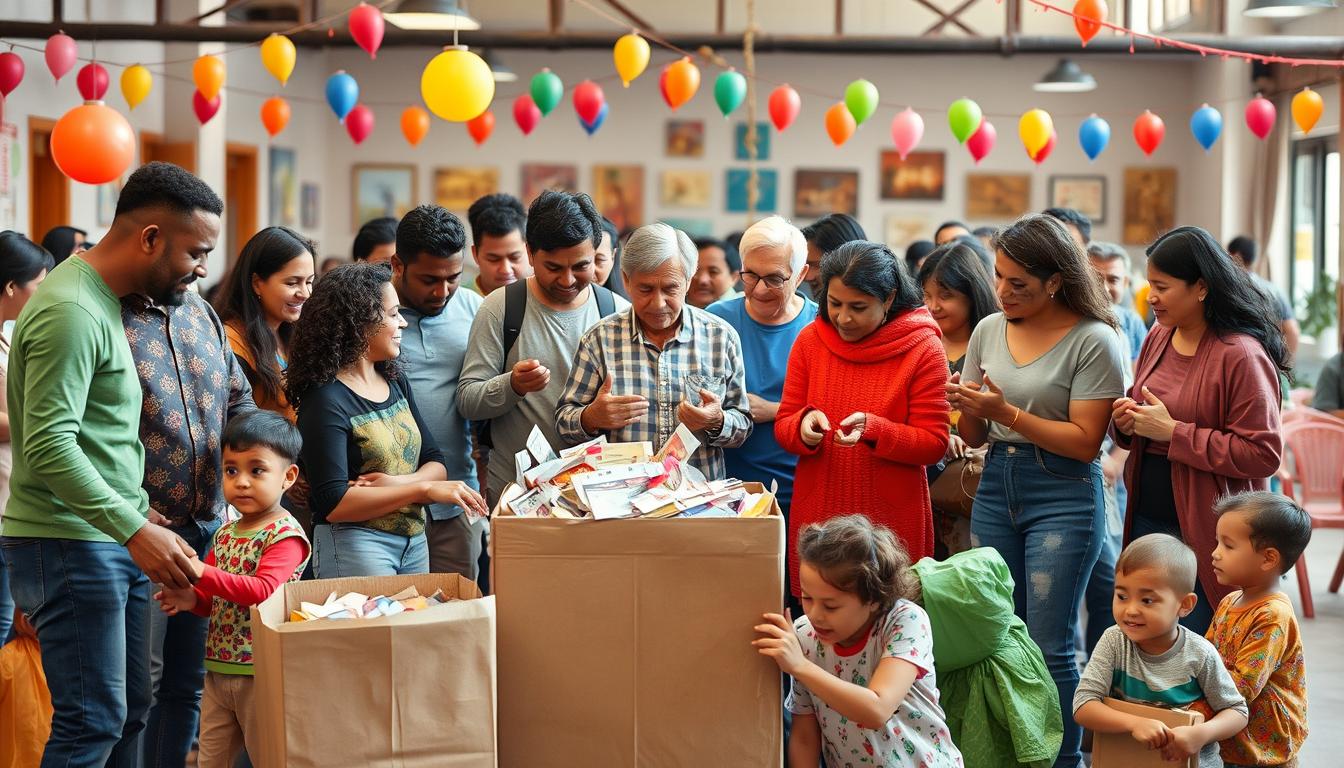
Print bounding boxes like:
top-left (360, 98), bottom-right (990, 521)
top-left (556, 222), bottom-right (752, 480)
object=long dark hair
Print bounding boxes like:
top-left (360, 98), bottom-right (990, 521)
top-left (40, 226), bottom-right (86, 266)
top-left (285, 262), bottom-right (401, 406)
top-left (213, 226), bottom-right (315, 405)
top-left (802, 213), bottom-right (866, 255)
top-left (994, 213), bottom-right (1117, 328)
top-left (918, 241), bottom-right (1000, 332)
top-left (1147, 226), bottom-right (1291, 374)
top-left (0, 231), bottom-right (55, 287)
top-left (818, 240), bottom-right (924, 325)
top-left (599, 216), bottom-right (628, 298)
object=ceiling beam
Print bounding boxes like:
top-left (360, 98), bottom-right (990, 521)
top-left (549, 0), bottom-right (563, 35)
top-left (601, 0), bottom-right (656, 33)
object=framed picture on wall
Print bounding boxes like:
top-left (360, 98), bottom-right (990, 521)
top-left (1123, 167), bottom-right (1177, 244)
top-left (734, 122), bottom-right (770, 161)
top-left (434, 167), bottom-right (498, 211)
top-left (884, 215), bottom-right (933, 255)
top-left (660, 170), bottom-right (711, 208)
top-left (879, 150), bottom-right (944, 200)
top-left (592, 164), bottom-right (645, 231)
top-left (96, 181), bottom-right (120, 227)
top-left (965, 173), bottom-right (1031, 220)
top-left (520, 163), bottom-right (578, 205)
top-left (269, 147), bottom-right (298, 227)
top-left (1049, 175), bottom-right (1106, 224)
top-left (351, 164), bottom-right (416, 229)
top-left (665, 120), bottom-right (705, 158)
top-left (725, 168), bottom-right (778, 213)
top-left (660, 217), bottom-right (715, 238)
top-left (301, 183), bottom-right (319, 229)
top-left (794, 169), bottom-right (859, 218)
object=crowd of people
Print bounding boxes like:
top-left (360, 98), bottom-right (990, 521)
top-left (0, 159), bottom-right (1319, 768)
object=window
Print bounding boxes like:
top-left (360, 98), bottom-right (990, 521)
top-left (1288, 136), bottom-right (1340, 324)
top-left (1128, 0), bottom-right (1221, 34)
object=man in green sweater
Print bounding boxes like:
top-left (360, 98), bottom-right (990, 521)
top-left (2, 161), bottom-right (223, 767)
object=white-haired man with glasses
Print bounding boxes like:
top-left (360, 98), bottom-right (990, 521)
top-left (706, 216), bottom-right (818, 513)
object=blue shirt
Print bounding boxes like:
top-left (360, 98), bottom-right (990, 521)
top-left (1117, 305), bottom-right (1148, 363)
top-left (707, 296), bottom-right (818, 510)
top-left (398, 288), bottom-right (482, 520)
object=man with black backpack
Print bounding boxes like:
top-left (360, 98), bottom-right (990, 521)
top-left (458, 190), bottom-right (628, 510)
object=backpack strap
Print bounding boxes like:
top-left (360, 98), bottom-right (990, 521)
top-left (501, 279), bottom-right (530, 357)
top-left (592, 283), bottom-right (617, 318)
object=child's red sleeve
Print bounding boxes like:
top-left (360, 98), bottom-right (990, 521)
top-left (193, 537), bottom-right (310, 610)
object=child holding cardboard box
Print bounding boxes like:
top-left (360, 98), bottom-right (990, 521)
top-left (1206, 492), bottom-right (1311, 767)
top-left (754, 515), bottom-right (964, 767)
top-left (1074, 534), bottom-right (1248, 767)
top-left (154, 412), bottom-right (310, 768)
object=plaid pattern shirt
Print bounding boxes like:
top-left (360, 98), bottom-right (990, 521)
top-left (122, 291), bottom-right (255, 526)
top-left (556, 305), bottom-right (752, 480)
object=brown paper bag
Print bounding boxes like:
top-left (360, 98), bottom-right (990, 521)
top-left (1091, 696), bottom-right (1206, 768)
top-left (491, 483), bottom-right (785, 767)
top-left (251, 574), bottom-right (497, 768)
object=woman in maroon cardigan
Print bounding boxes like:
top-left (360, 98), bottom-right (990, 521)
top-left (1113, 226), bottom-right (1288, 633)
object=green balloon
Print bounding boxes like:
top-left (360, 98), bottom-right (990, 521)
top-left (530, 70), bottom-right (563, 117)
top-left (844, 79), bottom-right (879, 126)
top-left (714, 71), bottom-right (747, 118)
top-left (948, 98), bottom-right (983, 144)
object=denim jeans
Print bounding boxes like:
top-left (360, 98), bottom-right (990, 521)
top-left (971, 443), bottom-right (1104, 768)
top-left (0, 544), bottom-right (13, 644)
top-left (145, 517), bottom-right (221, 768)
top-left (1081, 477), bottom-right (1125, 656)
top-left (312, 523), bottom-right (429, 578)
top-left (2, 535), bottom-right (153, 768)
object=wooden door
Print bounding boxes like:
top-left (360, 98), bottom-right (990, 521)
top-left (28, 117), bottom-right (68, 241)
top-left (224, 143), bottom-right (258, 268)
top-left (140, 131), bottom-right (196, 173)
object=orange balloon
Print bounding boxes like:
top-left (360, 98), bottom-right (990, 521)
top-left (664, 57), bottom-right (700, 111)
top-left (401, 105), bottom-right (430, 146)
top-left (260, 96), bottom-right (290, 138)
top-left (825, 102), bottom-right (856, 146)
top-left (467, 109), bottom-right (494, 146)
top-left (1074, 0), bottom-right (1108, 46)
top-left (51, 101), bottom-right (135, 184)
top-left (193, 55), bottom-right (225, 101)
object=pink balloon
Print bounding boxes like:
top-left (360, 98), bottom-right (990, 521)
top-left (0, 51), bottom-right (25, 97)
top-left (76, 62), bottom-right (108, 101)
top-left (573, 80), bottom-right (605, 125)
top-left (192, 90), bottom-right (220, 124)
top-left (349, 2), bottom-right (384, 60)
top-left (513, 94), bottom-right (541, 136)
top-left (45, 33), bottom-right (77, 82)
top-left (890, 108), bottom-right (924, 161)
top-left (346, 104), bottom-right (374, 144)
top-left (966, 120), bottom-right (996, 164)
top-left (1245, 96), bottom-right (1276, 141)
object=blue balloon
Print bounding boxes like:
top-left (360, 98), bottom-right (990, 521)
top-left (1190, 105), bottom-right (1223, 152)
top-left (581, 102), bottom-right (608, 136)
top-left (326, 72), bottom-right (359, 121)
top-left (1078, 115), bottom-right (1111, 161)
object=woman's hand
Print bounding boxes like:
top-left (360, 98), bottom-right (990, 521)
top-left (425, 481), bottom-right (489, 520)
top-left (1129, 387), bottom-right (1178, 443)
top-left (945, 434), bottom-right (969, 461)
top-left (949, 374), bottom-right (1013, 424)
top-left (833, 412), bottom-right (867, 446)
top-left (752, 610), bottom-right (807, 676)
top-left (1112, 397), bottom-right (1138, 436)
top-left (800, 410), bottom-right (831, 448)
top-left (350, 472), bottom-right (405, 488)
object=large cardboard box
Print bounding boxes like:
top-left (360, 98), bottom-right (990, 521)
top-left (251, 574), bottom-right (497, 768)
top-left (1092, 697), bottom-right (1204, 768)
top-left (491, 484), bottom-right (785, 767)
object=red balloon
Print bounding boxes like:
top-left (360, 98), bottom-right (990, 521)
top-left (1031, 129), bottom-right (1058, 165)
top-left (45, 33), bottom-right (77, 82)
top-left (573, 80), bottom-right (605, 125)
top-left (467, 110), bottom-right (495, 146)
top-left (260, 97), bottom-right (290, 138)
top-left (658, 64), bottom-right (672, 109)
top-left (76, 62), bottom-right (109, 101)
top-left (513, 94), bottom-right (541, 136)
top-left (1245, 96), bottom-right (1276, 140)
top-left (1133, 110), bottom-right (1165, 156)
top-left (349, 2), bottom-right (384, 60)
top-left (0, 51), bottom-right (25, 97)
top-left (346, 104), bottom-right (374, 144)
top-left (1074, 0), bottom-right (1108, 46)
top-left (192, 90), bottom-right (220, 124)
top-left (50, 101), bottom-right (135, 184)
top-left (966, 119), bottom-right (996, 164)
top-left (769, 84), bottom-right (801, 132)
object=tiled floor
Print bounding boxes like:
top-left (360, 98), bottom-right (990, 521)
top-left (1289, 526), bottom-right (1342, 766)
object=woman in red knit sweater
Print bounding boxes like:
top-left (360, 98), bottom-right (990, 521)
top-left (776, 241), bottom-right (950, 597)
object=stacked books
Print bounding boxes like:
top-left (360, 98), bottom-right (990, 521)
top-left (286, 585), bottom-right (456, 623)
top-left (498, 424), bottom-right (777, 521)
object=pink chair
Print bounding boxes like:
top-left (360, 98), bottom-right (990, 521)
top-left (1288, 388), bottom-right (1315, 409)
top-left (1277, 420), bottom-right (1344, 618)
top-left (1282, 406), bottom-right (1344, 426)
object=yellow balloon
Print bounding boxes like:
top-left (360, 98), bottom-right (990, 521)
top-left (1292, 87), bottom-right (1324, 135)
top-left (120, 64), bottom-right (152, 110)
top-left (1019, 108), bottom-right (1053, 156)
top-left (260, 34), bottom-right (296, 87)
top-left (421, 47), bottom-right (494, 123)
top-left (613, 32), bottom-right (650, 88)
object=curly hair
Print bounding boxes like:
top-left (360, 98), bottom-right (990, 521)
top-left (285, 262), bottom-right (400, 406)
top-left (797, 514), bottom-right (920, 613)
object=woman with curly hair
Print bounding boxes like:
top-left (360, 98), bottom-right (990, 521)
top-left (286, 262), bottom-right (487, 577)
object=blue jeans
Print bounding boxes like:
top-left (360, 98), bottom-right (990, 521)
top-left (312, 523), bottom-right (429, 578)
top-left (145, 517), bottom-right (221, 768)
top-left (2, 536), bottom-right (153, 768)
top-left (971, 443), bottom-right (1104, 768)
top-left (0, 544), bottom-right (13, 644)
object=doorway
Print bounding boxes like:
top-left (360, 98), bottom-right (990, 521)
top-left (224, 143), bottom-right (258, 269)
top-left (28, 117), bottom-right (68, 241)
top-left (139, 131), bottom-right (196, 172)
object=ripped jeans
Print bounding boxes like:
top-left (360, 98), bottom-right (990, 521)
top-left (971, 442), bottom-right (1104, 768)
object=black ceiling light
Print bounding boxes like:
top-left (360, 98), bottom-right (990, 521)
top-left (1033, 58), bottom-right (1097, 93)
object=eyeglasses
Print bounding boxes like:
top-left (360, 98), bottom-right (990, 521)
top-left (740, 271), bottom-right (791, 290)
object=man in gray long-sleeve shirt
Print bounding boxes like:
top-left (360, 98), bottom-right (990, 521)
top-left (458, 190), bottom-right (627, 505)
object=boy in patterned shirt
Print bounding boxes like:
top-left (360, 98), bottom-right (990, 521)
top-left (155, 411), bottom-right (310, 767)
top-left (1207, 492), bottom-right (1311, 767)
